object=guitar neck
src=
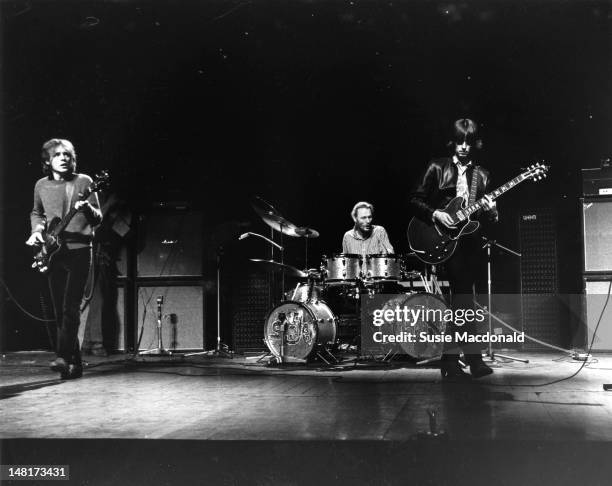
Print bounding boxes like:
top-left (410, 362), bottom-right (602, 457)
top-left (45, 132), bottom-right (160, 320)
top-left (51, 192), bottom-right (91, 236)
top-left (462, 172), bottom-right (531, 217)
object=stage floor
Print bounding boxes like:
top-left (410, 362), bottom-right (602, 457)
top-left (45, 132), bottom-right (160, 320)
top-left (1, 350), bottom-right (612, 441)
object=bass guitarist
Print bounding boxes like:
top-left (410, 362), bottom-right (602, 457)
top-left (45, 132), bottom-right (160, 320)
top-left (26, 138), bottom-right (102, 379)
top-left (409, 119), bottom-right (497, 380)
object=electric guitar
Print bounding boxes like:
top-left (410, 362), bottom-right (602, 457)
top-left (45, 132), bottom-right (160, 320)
top-left (31, 171), bottom-right (110, 274)
top-left (407, 162), bottom-right (548, 264)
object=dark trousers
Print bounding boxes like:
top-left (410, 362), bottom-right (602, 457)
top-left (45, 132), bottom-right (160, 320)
top-left (443, 234), bottom-right (485, 362)
top-left (48, 246), bottom-right (92, 365)
top-left (83, 261), bottom-right (119, 352)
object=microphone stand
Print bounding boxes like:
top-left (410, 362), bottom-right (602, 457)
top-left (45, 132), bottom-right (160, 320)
top-left (139, 296), bottom-right (173, 356)
top-left (238, 231), bottom-right (286, 303)
top-left (185, 245), bottom-right (233, 359)
top-left (481, 237), bottom-right (529, 364)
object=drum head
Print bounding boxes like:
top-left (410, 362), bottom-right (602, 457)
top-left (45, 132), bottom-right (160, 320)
top-left (395, 292), bottom-right (449, 359)
top-left (378, 292), bottom-right (449, 359)
top-left (264, 301), bottom-right (336, 360)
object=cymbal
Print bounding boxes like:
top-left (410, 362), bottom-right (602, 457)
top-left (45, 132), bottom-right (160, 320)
top-left (252, 206), bottom-right (301, 237)
top-left (295, 227), bottom-right (320, 238)
top-left (251, 196), bottom-right (281, 217)
top-left (249, 259), bottom-right (308, 278)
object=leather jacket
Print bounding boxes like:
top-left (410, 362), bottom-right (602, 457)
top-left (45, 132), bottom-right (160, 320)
top-left (409, 157), bottom-right (499, 224)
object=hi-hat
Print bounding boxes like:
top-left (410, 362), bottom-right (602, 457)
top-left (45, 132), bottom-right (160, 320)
top-left (249, 259), bottom-right (307, 278)
top-left (295, 227), bottom-right (320, 238)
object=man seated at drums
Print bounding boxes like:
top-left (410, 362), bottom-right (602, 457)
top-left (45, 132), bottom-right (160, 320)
top-left (342, 201), bottom-right (394, 255)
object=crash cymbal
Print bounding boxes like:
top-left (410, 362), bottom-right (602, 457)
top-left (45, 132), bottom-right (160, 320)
top-left (254, 210), bottom-right (301, 237)
top-left (251, 196), bottom-right (303, 237)
top-left (249, 259), bottom-right (308, 278)
top-left (251, 196), bottom-right (282, 217)
top-left (295, 227), bottom-right (320, 238)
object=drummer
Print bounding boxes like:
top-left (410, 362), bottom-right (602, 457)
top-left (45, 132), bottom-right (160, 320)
top-left (342, 201), bottom-right (394, 255)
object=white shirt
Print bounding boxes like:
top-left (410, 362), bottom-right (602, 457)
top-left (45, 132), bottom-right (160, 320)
top-left (453, 155), bottom-right (471, 202)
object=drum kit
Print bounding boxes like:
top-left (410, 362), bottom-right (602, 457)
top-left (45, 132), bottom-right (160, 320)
top-left (246, 197), bottom-right (448, 364)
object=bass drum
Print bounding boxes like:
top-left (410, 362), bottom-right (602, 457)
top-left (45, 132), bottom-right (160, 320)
top-left (378, 292), bottom-right (449, 359)
top-left (264, 301), bottom-right (337, 360)
top-left (284, 283), bottom-right (324, 303)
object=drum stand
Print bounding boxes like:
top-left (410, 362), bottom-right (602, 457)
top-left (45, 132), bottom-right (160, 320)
top-left (139, 296), bottom-right (173, 356)
top-left (185, 247), bottom-right (233, 359)
top-left (481, 237), bottom-right (528, 364)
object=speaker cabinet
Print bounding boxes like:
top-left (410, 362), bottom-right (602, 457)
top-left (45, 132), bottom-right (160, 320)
top-left (137, 285), bottom-right (204, 351)
top-left (231, 271), bottom-right (270, 352)
top-left (581, 198), bottom-right (612, 273)
top-left (583, 278), bottom-right (612, 352)
top-left (137, 209), bottom-right (203, 277)
top-left (519, 208), bottom-right (560, 348)
top-left (80, 281), bottom-right (126, 351)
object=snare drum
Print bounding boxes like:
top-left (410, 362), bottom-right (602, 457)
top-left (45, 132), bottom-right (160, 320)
top-left (322, 253), bottom-right (362, 283)
top-left (363, 254), bottom-right (402, 281)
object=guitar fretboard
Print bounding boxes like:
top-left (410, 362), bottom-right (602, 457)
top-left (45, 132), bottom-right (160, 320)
top-left (456, 170), bottom-right (534, 221)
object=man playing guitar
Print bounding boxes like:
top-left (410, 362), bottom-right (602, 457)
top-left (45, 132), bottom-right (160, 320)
top-left (26, 138), bottom-right (102, 379)
top-left (409, 119), bottom-right (497, 380)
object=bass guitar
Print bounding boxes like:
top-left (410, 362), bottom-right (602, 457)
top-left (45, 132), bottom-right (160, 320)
top-left (32, 171), bottom-right (110, 274)
top-left (407, 162), bottom-right (548, 264)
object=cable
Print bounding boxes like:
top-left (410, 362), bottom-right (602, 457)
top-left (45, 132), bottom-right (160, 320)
top-left (474, 300), bottom-right (572, 354)
top-left (478, 280), bottom-right (612, 387)
top-left (0, 276), bottom-right (55, 322)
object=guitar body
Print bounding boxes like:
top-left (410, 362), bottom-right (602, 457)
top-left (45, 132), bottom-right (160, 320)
top-left (407, 197), bottom-right (480, 265)
top-left (32, 217), bottom-right (63, 275)
top-left (407, 162), bottom-right (549, 265)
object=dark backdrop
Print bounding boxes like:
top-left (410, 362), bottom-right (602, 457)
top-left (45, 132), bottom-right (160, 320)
top-left (2, 0), bottom-right (611, 350)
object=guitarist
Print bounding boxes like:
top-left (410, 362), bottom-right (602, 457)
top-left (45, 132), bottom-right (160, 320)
top-left (409, 119), bottom-right (497, 380)
top-left (26, 138), bottom-right (102, 379)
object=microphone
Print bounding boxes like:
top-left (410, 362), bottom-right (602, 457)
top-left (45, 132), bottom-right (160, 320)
top-left (238, 232), bottom-right (250, 240)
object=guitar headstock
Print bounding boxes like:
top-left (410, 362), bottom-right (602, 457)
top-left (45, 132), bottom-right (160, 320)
top-left (90, 170), bottom-right (110, 192)
top-left (78, 170), bottom-right (110, 201)
top-left (524, 161), bottom-right (549, 182)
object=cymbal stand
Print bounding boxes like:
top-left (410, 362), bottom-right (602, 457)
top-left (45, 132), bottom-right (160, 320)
top-left (185, 247), bottom-right (233, 358)
top-left (278, 223), bottom-right (285, 298)
top-left (139, 296), bottom-right (173, 356)
top-left (481, 237), bottom-right (528, 364)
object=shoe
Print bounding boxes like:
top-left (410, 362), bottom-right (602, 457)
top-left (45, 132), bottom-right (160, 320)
top-left (50, 358), bottom-right (68, 373)
top-left (60, 364), bottom-right (83, 380)
top-left (469, 360), bottom-right (493, 378)
top-left (440, 361), bottom-right (471, 381)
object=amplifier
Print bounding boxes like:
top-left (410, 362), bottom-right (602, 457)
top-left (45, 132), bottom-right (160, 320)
top-left (136, 285), bottom-right (205, 351)
top-left (581, 198), bottom-right (612, 273)
top-left (582, 277), bottom-right (612, 352)
top-left (136, 209), bottom-right (203, 277)
top-left (582, 167), bottom-right (612, 197)
top-left (518, 208), bottom-right (561, 348)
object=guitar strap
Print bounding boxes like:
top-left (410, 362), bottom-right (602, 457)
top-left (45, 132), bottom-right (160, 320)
top-left (468, 166), bottom-right (480, 206)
